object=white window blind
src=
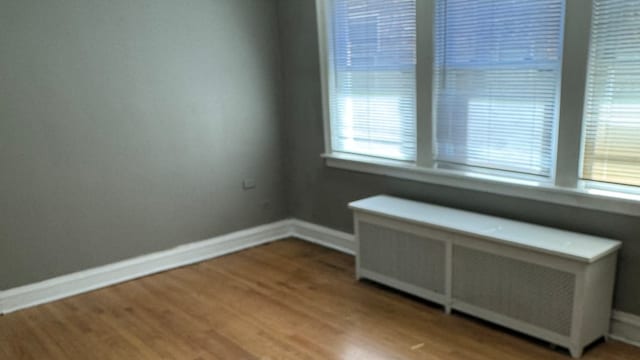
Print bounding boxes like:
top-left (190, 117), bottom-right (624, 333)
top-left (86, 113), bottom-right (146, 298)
top-left (326, 0), bottom-right (416, 161)
top-left (582, 0), bottom-right (640, 187)
top-left (433, 0), bottom-right (565, 177)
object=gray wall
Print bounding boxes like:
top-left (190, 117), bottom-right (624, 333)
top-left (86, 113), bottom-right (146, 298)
top-left (0, 0), bottom-right (287, 289)
top-left (277, 0), bottom-right (640, 315)
top-left (2, 0), bottom-right (637, 317)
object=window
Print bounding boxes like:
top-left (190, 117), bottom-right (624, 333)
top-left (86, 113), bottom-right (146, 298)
top-left (581, 0), bottom-right (640, 187)
top-left (433, 0), bottom-right (565, 177)
top-left (323, 0), bottom-right (417, 161)
top-left (316, 0), bottom-right (640, 215)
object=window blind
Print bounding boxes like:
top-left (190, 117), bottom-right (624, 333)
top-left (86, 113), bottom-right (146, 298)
top-left (326, 0), bottom-right (416, 161)
top-left (433, 0), bottom-right (565, 177)
top-left (582, 0), bottom-right (640, 187)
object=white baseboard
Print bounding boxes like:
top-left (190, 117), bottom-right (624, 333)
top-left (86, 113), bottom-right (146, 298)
top-left (0, 220), bottom-right (292, 315)
top-left (610, 310), bottom-right (640, 347)
top-left (2, 218), bottom-right (636, 352)
top-left (0, 218), bottom-right (355, 315)
top-left (290, 219), bottom-right (356, 255)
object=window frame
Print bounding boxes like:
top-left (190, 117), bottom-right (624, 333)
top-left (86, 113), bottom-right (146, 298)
top-left (319, 0), bottom-right (419, 162)
top-left (315, 0), bottom-right (640, 217)
top-left (431, 0), bottom-right (566, 179)
top-left (578, 0), bottom-right (640, 189)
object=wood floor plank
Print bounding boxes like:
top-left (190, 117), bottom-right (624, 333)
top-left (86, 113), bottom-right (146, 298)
top-left (1, 238), bottom-right (639, 359)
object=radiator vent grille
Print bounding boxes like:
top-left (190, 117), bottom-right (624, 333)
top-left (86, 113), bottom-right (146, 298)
top-left (359, 222), bottom-right (445, 294)
top-left (452, 245), bottom-right (575, 335)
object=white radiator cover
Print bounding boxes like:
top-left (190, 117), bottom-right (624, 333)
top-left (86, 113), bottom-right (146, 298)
top-left (351, 195), bottom-right (621, 358)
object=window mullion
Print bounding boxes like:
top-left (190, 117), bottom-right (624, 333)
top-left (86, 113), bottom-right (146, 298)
top-left (316, 0), bottom-right (333, 155)
top-left (554, 0), bottom-right (592, 188)
top-left (416, 0), bottom-right (435, 168)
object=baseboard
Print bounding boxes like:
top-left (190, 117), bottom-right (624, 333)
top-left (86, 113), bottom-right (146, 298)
top-left (610, 310), bottom-right (640, 347)
top-left (0, 220), bottom-right (292, 315)
top-left (0, 218), bottom-right (356, 315)
top-left (2, 218), bottom-right (636, 352)
top-left (289, 219), bottom-right (356, 255)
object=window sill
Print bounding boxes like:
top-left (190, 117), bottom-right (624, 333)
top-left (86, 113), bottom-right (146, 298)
top-left (322, 152), bottom-right (640, 217)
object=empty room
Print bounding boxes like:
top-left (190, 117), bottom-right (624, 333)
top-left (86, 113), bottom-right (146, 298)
top-left (2, 0), bottom-right (640, 358)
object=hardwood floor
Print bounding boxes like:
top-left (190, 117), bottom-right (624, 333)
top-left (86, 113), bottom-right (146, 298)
top-left (1, 239), bottom-right (638, 359)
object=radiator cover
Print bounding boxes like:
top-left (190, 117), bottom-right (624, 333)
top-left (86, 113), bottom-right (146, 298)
top-left (351, 195), bottom-right (621, 358)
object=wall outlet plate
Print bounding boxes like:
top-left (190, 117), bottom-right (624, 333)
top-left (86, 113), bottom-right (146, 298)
top-left (243, 179), bottom-right (256, 190)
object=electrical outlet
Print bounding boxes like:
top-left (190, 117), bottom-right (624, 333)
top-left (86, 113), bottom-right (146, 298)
top-left (243, 178), bottom-right (256, 190)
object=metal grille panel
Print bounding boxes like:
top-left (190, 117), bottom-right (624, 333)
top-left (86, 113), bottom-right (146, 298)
top-left (452, 245), bottom-right (575, 335)
top-left (359, 222), bottom-right (446, 294)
